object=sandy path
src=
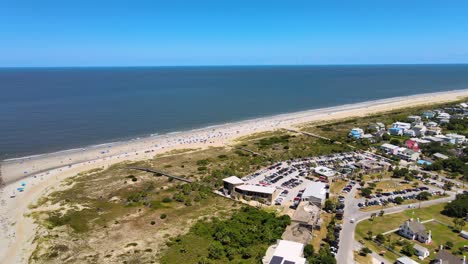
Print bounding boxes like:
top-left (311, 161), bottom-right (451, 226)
top-left (0, 89), bottom-right (467, 263)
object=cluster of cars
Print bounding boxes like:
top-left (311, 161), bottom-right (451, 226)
top-left (281, 177), bottom-right (303, 189)
top-left (358, 186), bottom-right (431, 208)
top-left (329, 223), bottom-right (342, 256)
top-left (275, 190), bottom-right (289, 205)
top-left (342, 181), bottom-right (356, 193)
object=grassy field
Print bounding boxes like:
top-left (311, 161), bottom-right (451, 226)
top-left (356, 203), bottom-right (468, 263)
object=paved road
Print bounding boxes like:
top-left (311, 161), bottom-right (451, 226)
top-left (336, 186), bottom-right (457, 264)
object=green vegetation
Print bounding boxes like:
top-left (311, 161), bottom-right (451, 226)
top-left (160, 207), bottom-right (290, 264)
top-left (442, 193), bottom-right (468, 218)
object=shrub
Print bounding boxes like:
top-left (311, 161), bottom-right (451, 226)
top-left (160, 214), bottom-right (167, 219)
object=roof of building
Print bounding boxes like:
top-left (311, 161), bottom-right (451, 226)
top-left (223, 176), bottom-right (244, 185)
top-left (269, 240), bottom-right (306, 264)
top-left (302, 182), bottom-right (327, 200)
top-left (413, 243), bottom-right (428, 252)
top-left (403, 219), bottom-right (428, 237)
top-left (433, 153), bottom-right (449, 160)
top-left (314, 166), bottom-right (336, 177)
top-left (235, 184), bottom-right (276, 194)
top-left (434, 250), bottom-right (464, 264)
top-left (396, 256), bottom-right (420, 264)
top-left (381, 143), bottom-right (399, 150)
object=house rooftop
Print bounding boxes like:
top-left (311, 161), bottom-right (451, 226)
top-left (223, 176), bottom-right (244, 185)
top-left (413, 243), bottom-right (428, 252)
top-left (433, 250), bottom-right (464, 264)
top-left (302, 182), bottom-right (327, 200)
top-left (268, 240), bottom-right (306, 264)
top-left (396, 256), bottom-right (420, 264)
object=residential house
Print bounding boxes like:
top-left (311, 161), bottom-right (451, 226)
top-left (461, 230), bottom-right (468, 239)
top-left (408, 115), bottom-right (422, 123)
top-left (426, 121), bottom-right (438, 127)
top-left (422, 110), bottom-right (436, 119)
top-left (412, 125), bottom-right (427, 136)
top-left (433, 152), bottom-right (449, 160)
top-left (348, 128), bottom-right (364, 139)
top-left (426, 127), bottom-right (442, 135)
top-left (263, 240), bottom-right (307, 264)
top-left (396, 256), bottom-right (420, 264)
top-left (410, 138), bottom-right (431, 145)
top-left (404, 129), bottom-right (417, 137)
top-left (399, 219), bottom-right (432, 244)
top-left (381, 143), bottom-right (399, 155)
top-left (393, 121), bottom-right (412, 131)
top-left (413, 244), bottom-right (430, 259)
top-left (389, 127), bottom-right (404, 136)
top-left (405, 139), bottom-right (421, 152)
top-left (369, 122), bottom-right (386, 131)
top-left (437, 112), bottom-right (451, 120)
top-left (446, 133), bottom-right (466, 144)
top-left (440, 118), bottom-right (450, 124)
top-left (398, 148), bottom-right (420, 161)
top-left (431, 250), bottom-right (465, 264)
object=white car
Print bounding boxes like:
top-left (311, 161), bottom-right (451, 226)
top-left (350, 218), bottom-right (355, 223)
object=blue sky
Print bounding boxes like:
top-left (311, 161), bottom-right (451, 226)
top-left (1, 0), bottom-right (467, 66)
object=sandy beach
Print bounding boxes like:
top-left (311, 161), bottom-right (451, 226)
top-left (1, 89), bottom-right (467, 263)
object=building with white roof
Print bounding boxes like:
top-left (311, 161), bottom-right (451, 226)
top-left (396, 256), bottom-right (420, 264)
top-left (313, 166), bottom-right (336, 177)
top-left (223, 176), bottom-right (244, 194)
top-left (263, 240), bottom-right (306, 264)
top-left (446, 133), bottom-right (466, 144)
top-left (301, 182), bottom-right (327, 207)
top-left (381, 143), bottom-right (399, 155)
top-left (392, 122), bottom-right (412, 130)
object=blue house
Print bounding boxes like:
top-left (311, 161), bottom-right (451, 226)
top-left (389, 127), bottom-right (403, 136)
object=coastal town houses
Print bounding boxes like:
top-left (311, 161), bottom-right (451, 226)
top-left (348, 127), bottom-right (364, 139)
top-left (413, 244), bottom-right (430, 260)
top-left (446, 133), bottom-right (466, 144)
top-left (369, 122), bottom-right (386, 132)
top-left (397, 148), bottom-right (420, 161)
top-left (422, 110), bottom-right (436, 119)
top-left (399, 219), bottom-right (432, 244)
top-left (381, 143), bottom-right (399, 155)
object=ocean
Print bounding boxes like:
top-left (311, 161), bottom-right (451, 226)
top-left (1, 64), bottom-right (468, 159)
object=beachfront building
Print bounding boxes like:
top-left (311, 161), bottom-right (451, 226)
top-left (348, 128), bottom-right (364, 139)
top-left (426, 121), bottom-right (438, 128)
top-left (413, 244), bottom-right (430, 259)
top-left (223, 176), bottom-right (245, 194)
top-left (263, 240), bottom-right (306, 264)
top-left (381, 143), bottom-right (399, 155)
top-left (301, 182), bottom-right (327, 207)
top-left (234, 184), bottom-right (277, 204)
top-left (399, 219), bottom-right (432, 244)
top-left (446, 133), bottom-right (466, 144)
top-left (436, 112), bottom-right (451, 120)
top-left (355, 160), bottom-right (389, 174)
top-left (313, 166), bottom-right (336, 178)
top-left (404, 129), bottom-right (416, 137)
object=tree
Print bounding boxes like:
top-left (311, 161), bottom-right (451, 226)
top-left (394, 196), bottom-right (404, 204)
top-left (367, 230), bottom-right (373, 240)
top-left (416, 191), bottom-right (432, 201)
top-left (324, 199), bottom-right (336, 212)
top-left (304, 244), bottom-right (314, 258)
top-left (390, 139), bottom-right (400, 145)
top-left (445, 241), bottom-right (454, 249)
top-left (401, 243), bottom-right (415, 256)
top-left (453, 218), bottom-right (466, 232)
top-left (208, 241), bottom-right (224, 259)
top-left (375, 234), bottom-right (385, 243)
top-left (361, 188), bottom-right (372, 197)
top-left (360, 247), bottom-right (372, 256)
top-left (442, 193), bottom-right (468, 218)
top-left (379, 210), bottom-right (385, 217)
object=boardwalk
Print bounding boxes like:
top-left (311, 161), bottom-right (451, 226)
top-left (126, 167), bottom-right (193, 183)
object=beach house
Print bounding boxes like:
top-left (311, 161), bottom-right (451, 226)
top-left (426, 127), bottom-right (442, 135)
top-left (223, 176), bottom-right (278, 204)
top-left (433, 152), bottom-right (449, 160)
top-left (399, 219), bottom-right (432, 244)
top-left (405, 139), bottom-right (420, 152)
top-left (422, 110), bottom-right (436, 119)
top-left (426, 121), bottom-right (438, 128)
top-left (348, 128), bottom-right (364, 139)
top-left (432, 250), bottom-right (465, 264)
top-left (396, 256), bottom-right (420, 264)
top-left (389, 127), bottom-right (404, 136)
top-left (413, 244), bottom-right (430, 259)
top-left (412, 125), bottom-right (427, 136)
top-left (408, 115), bottom-right (422, 123)
top-left (369, 122), bottom-right (386, 131)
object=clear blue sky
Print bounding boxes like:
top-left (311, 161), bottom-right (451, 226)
top-left (1, 0), bottom-right (467, 66)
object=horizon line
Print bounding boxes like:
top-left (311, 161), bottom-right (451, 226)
top-left (1, 62), bottom-right (468, 69)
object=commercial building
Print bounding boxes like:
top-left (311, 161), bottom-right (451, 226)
top-left (223, 176), bottom-right (244, 194)
top-left (301, 182), bottom-right (327, 207)
top-left (313, 166), bottom-right (336, 178)
top-left (222, 176), bottom-right (278, 204)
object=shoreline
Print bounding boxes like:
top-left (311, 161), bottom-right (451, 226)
top-left (0, 89), bottom-right (468, 263)
top-left (2, 88), bottom-right (468, 162)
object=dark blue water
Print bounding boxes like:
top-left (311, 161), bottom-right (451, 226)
top-left (1, 65), bottom-right (468, 159)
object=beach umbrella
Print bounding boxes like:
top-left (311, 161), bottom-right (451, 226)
top-left (21, 182), bottom-right (26, 186)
